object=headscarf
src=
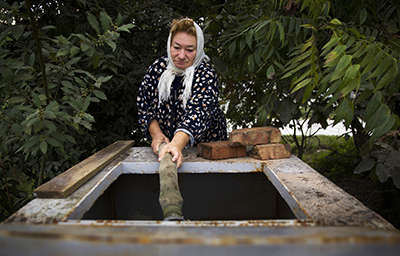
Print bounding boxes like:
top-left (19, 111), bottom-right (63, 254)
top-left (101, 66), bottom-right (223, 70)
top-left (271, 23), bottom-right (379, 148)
top-left (158, 19), bottom-right (210, 109)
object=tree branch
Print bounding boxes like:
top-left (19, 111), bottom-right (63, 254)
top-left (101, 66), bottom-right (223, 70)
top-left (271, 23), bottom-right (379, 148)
top-left (25, 0), bottom-right (50, 105)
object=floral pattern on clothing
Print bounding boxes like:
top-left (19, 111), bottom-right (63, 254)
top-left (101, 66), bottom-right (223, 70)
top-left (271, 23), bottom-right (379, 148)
top-left (137, 56), bottom-right (227, 145)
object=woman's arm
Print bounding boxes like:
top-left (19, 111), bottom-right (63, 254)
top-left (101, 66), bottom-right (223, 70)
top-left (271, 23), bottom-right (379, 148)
top-left (149, 119), bottom-right (170, 154)
top-left (149, 120), bottom-right (189, 168)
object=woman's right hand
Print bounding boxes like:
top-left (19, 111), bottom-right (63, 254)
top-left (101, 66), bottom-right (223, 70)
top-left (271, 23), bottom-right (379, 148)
top-left (151, 134), bottom-right (170, 155)
top-left (148, 119), bottom-right (170, 155)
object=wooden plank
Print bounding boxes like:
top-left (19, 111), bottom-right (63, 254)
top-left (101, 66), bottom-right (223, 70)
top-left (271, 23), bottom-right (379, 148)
top-left (34, 140), bottom-right (134, 198)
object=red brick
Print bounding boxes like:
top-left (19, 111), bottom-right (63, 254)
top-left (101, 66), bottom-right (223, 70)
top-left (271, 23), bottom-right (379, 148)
top-left (249, 144), bottom-right (291, 160)
top-left (197, 141), bottom-right (247, 160)
top-left (228, 127), bottom-right (281, 147)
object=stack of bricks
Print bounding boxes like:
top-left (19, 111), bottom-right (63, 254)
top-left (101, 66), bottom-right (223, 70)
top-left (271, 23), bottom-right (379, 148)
top-left (197, 126), bottom-right (291, 160)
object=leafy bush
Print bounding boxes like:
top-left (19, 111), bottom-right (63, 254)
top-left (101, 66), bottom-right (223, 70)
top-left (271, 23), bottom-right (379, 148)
top-left (293, 135), bottom-right (359, 180)
top-left (0, 1), bottom-right (133, 221)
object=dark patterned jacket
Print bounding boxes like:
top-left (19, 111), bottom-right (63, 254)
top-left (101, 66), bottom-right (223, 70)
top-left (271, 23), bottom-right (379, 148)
top-left (137, 56), bottom-right (227, 145)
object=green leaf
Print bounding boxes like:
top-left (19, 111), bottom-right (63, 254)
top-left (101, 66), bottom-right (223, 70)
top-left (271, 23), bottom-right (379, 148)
top-left (321, 37), bottom-right (341, 56)
top-left (245, 29), bottom-right (253, 50)
top-left (266, 65), bottom-right (275, 79)
top-left (69, 46), bottom-right (80, 57)
top-left (117, 13), bottom-right (122, 25)
top-left (47, 137), bottom-right (61, 147)
top-left (375, 163), bottom-right (388, 183)
top-left (84, 113), bottom-right (95, 123)
top-left (117, 24), bottom-right (134, 33)
top-left (82, 97), bottom-right (91, 112)
top-left (354, 158), bottom-right (375, 174)
top-left (364, 91), bottom-right (382, 121)
top-left (87, 13), bottom-right (100, 35)
top-left (363, 50), bottom-right (385, 77)
top-left (334, 97), bottom-right (353, 128)
top-left (341, 71), bottom-right (360, 97)
top-left (392, 174), bottom-right (400, 189)
top-left (73, 116), bottom-right (81, 124)
top-left (33, 120), bottom-right (44, 133)
top-left (90, 97), bottom-right (100, 103)
top-left (359, 8), bottom-right (367, 25)
top-left (98, 75), bottom-right (113, 83)
top-left (292, 78), bottom-right (311, 93)
top-left (277, 21), bottom-right (285, 45)
top-left (0, 123), bottom-right (8, 138)
top-left (247, 54), bottom-right (255, 73)
top-left (69, 98), bottom-right (81, 111)
top-left (123, 50), bottom-right (133, 60)
top-left (329, 18), bottom-right (341, 26)
top-left (340, 64), bottom-right (360, 92)
top-left (257, 108), bottom-right (267, 126)
top-left (80, 120), bottom-right (92, 130)
top-left (73, 33), bottom-right (89, 42)
top-left (105, 40), bottom-right (116, 51)
top-left (370, 114), bottom-right (396, 141)
top-left (100, 12), bottom-right (111, 31)
top-left (40, 140), bottom-right (48, 154)
top-left (375, 62), bottom-right (398, 91)
top-left (92, 50), bottom-right (100, 68)
top-left (32, 93), bottom-right (41, 108)
top-left (43, 120), bottom-right (57, 131)
top-left (228, 41), bottom-right (236, 59)
top-left (364, 104), bottom-right (390, 132)
top-left (324, 45), bottom-right (346, 67)
top-left (44, 110), bottom-right (56, 119)
top-left (355, 89), bottom-right (373, 105)
top-left (334, 55), bottom-right (352, 75)
top-left (287, 50), bottom-right (311, 67)
top-left (29, 53), bottom-right (35, 66)
top-left (12, 25), bottom-right (24, 40)
top-left (81, 42), bottom-right (90, 52)
top-left (386, 151), bottom-right (400, 170)
top-left (56, 35), bottom-right (69, 45)
top-left (24, 136), bottom-right (40, 151)
top-left (366, 55), bottom-right (391, 80)
top-left (65, 57), bottom-right (81, 67)
top-left (57, 47), bottom-right (70, 57)
top-left (65, 135), bottom-right (76, 144)
top-left (46, 101), bottom-right (59, 112)
top-left (26, 110), bottom-right (39, 121)
top-left (282, 60), bottom-right (311, 79)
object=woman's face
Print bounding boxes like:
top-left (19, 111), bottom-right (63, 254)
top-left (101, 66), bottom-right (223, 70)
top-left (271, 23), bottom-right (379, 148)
top-left (170, 31), bottom-right (197, 70)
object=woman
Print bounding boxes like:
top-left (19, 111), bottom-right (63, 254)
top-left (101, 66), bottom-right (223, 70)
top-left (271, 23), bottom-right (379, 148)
top-left (137, 18), bottom-right (227, 168)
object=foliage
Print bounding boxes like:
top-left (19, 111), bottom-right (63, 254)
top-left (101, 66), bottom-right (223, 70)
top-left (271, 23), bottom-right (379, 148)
top-left (207, 0), bottom-right (400, 187)
top-left (290, 135), bottom-right (359, 180)
top-left (0, 0), bottom-right (134, 220)
top-left (355, 131), bottom-right (400, 187)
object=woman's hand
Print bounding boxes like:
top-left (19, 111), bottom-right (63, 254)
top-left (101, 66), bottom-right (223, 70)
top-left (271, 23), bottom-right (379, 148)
top-left (158, 131), bottom-right (190, 169)
top-left (149, 119), bottom-right (170, 155)
top-left (151, 134), bottom-right (170, 155)
top-left (158, 142), bottom-right (184, 168)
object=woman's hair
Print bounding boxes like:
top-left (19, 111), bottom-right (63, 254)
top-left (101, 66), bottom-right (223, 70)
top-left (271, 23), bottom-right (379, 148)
top-left (170, 18), bottom-right (197, 41)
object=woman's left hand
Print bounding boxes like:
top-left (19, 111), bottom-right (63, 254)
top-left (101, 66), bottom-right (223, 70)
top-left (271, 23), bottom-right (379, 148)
top-left (158, 131), bottom-right (190, 169)
top-left (158, 142), bottom-right (184, 168)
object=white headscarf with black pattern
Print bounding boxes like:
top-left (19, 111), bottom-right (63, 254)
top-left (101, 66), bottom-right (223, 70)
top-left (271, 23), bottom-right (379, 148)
top-left (158, 19), bottom-right (209, 109)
